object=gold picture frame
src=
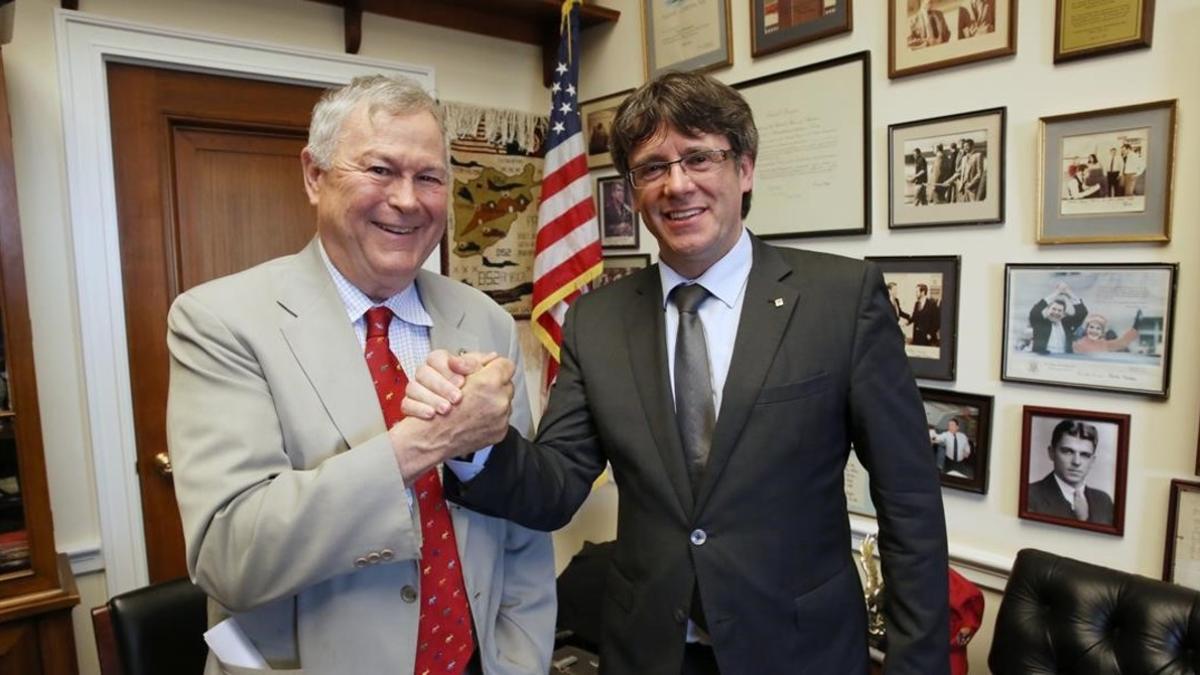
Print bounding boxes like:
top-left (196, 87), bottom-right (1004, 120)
top-left (580, 89), bottom-right (632, 170)
top-left (888, 0), bottom-right (1017, 79)
top-left (1054, 0), bottom-right (1154, 63)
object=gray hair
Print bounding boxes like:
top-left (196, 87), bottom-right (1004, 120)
top-left (306, 74), bottom-right (445, 169)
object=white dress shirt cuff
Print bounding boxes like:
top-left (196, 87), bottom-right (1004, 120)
top-left (444, 446), bottom-right (493, 482)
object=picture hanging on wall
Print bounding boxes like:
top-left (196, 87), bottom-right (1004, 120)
top-left (1037, 99), bottom-right (1176, 244)
top-left (866, 255), bottom-right (960, 380)
top-left (1018, 405), bottom-right (1128, 537)
top-left (888, 106), bottom-right (1006, 229)
top-left (1001, 263), bottom-right (1177, 398)
top-left (750, 0), bottom-right (852, 58)
top-left (580, 90), bottom-right (632, 170)
top-left (596, 253), bottom-right (651, 289)
top-left (888, 0), bottom-right (1017, 78)
top-left (1054, 0), bottom-right (1154, 64)
top-left (595, 175), bottom-right (639, 249)
top-left (920, 387), bottom-right (993, 494)
top-left (642, 0), bottom-right (732, 79)
top-left (1164, 479), bottom-right (1200, 589)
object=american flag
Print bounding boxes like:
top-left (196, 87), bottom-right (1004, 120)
top-left (531, 0), bottom-right (603, 388)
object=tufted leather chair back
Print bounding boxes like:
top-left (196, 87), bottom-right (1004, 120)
top-left (989, 548), bottom-right (1200, 674)
top-left (105, 577), bottom-right (208, 675)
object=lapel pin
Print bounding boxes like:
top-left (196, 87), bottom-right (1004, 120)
top-left (773, 298), bottom-right (784, 307)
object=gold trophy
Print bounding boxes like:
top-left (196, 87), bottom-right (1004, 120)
top-left (858, 533), bottom-right (886, 651)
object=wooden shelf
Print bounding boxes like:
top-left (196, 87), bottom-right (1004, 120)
top-left (310, 0), bottom-right (620, 86)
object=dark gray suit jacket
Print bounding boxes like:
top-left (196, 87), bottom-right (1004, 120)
top-left (449, 236), bottom-right (949, 675)
top-left (1026, 473), bottom-right (1115, 524)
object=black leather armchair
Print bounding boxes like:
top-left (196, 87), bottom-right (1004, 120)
top-left (989, 548), bottom-right (1200, 674)
top-left (91, 577), bottom-right (208, 675)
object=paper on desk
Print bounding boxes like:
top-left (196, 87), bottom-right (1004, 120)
top-left (204, 617), bottom-right (268, 668)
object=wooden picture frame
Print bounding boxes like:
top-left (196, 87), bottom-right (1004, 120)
top-left (920, 387), bottom-right (993, 494)
top-left (1002, 263), bottom-right (1177, 398)
top-left (1018, 405), bottom-right (1129, 537)
top-left (1054, 0), bottom-right (1154, 64)
top-left (734, 51), bottom-right (870, 238)
top-left (596, 253), bottom-right (651, 288)
top-left (643, 0), bottom-right (733, 79)
top-left (888, 0), bottom-right (1017, 79)
top-left (596, 175), bottom-right (639, 249)
top-left (888, 106), bottom-right (1005, 229)
top-left (750, 0), bottom-right (852, 58)
top-left (1164, 479), bottom-right (1200, 589)
top-left (580, 89), bottom-right (632, 170)
top-left (866, 255), bottom-right (960, 380)
top-left (1037, 99), bottom-right (1176, 244)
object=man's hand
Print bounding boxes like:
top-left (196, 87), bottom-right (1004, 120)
top-left (389, 354), bottom-right (515, 483)
top-left (402, 349), bottom-right (493, 419)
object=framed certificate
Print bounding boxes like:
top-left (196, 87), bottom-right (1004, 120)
top-left (1054, 0), bottom-right (1154, 63)
top-left (642, 0), bottom-right (732, 79)
top-left (1164, 479), bottom-right (1200, 589)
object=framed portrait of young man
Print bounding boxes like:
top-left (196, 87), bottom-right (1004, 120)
top-left (1018, 406), bottom-right (1129, 536)
top-left (919, 388), bottom-right (993, 494)
top-left (888, 0), bottom-right (1017, 79)
top-left (866, 255), bottom-right (960, 380)
top-left (595, 175), bottom-right (639, 249)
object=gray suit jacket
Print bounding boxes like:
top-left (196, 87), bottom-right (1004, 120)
top-left (449, 236), bottom-right (949, 675)
top-left (167, 239), bottom-right (555, 674)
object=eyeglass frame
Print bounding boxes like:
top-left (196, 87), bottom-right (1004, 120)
top-left (625, 148), bottom-right (738, 189)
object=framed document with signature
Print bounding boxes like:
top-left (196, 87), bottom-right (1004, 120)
top-left (1055, 0), bottom-right (1154, 63)
top-left (1165, 479), bottom-right (1200, 589)
top-left (642, 0), bottom-right (732, 79)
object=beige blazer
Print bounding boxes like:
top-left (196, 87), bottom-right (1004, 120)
top-left (167, 239), bottom-right (555, 675)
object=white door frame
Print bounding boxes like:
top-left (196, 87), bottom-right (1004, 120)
top-left (55, 9), bottom-right (435, 595)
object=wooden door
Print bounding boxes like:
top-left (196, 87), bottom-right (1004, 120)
top-left (108, 63), bottom-right (326, 582)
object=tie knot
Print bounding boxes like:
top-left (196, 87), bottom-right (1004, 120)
top-left (364, 306), bottom-right (393, 339)
top-left (672, 283), bottom-right (710, 314)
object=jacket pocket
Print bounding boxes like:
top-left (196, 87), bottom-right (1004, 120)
top-left (604, 562), bottom-right (636, 614)
top-left (756, 372), bottom-right (830, 405)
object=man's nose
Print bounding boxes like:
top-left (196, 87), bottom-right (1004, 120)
top-left (662, 162), bottom-right (696, 196)
top-left (387, 178), bottom-right (418, 210)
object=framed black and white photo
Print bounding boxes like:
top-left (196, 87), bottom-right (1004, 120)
top-left (595, 175), bottom-right (639, 249)
top-left (920, 388), bottom-right (992, 494)
top-left (643, 0), bottom-right (732, 79)
top-left (1164, 479), bottom-right (1200, 589)
top-left (596, 253), bottom-right (651, 289)
top-left (1038, 99), bottom-right (1176, 244)
top-left (735, 51), bottom-right (870, 238)
top-left (889, 0), bottom-right (1017, 79)
top-left (867, 255), bottom-right (960, 380)
top-left (580, 90), bottom-right (632, 170)
top-left (751, 0), bottom-right (852, 58)
top-left (1019, 405), bottom-right (1128, 536)
top-left (888, 107), bottom-right (1005, 229)
top-left (1002, 263), bottom-right (1177, 398)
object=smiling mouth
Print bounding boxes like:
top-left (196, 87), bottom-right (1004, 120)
top-left (373, 221), bottom-right (417, 235)
top-left (665, 207), bottom-right (704, 221)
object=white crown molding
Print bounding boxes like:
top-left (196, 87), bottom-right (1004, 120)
top-left (54, 8), bottom-right (434, 595)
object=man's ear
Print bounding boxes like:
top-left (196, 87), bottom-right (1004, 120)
top-left (300, 148), bottom-right (323, 206)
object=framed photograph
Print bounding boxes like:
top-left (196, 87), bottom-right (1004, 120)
top-left (920, 388), bottom-right (993, 494)
top-left (751, 0), bottom-right (853, 58)
top-left (581, 90), bottom-right (632, 170)
top-left (643, 0), bottom-right (732, 79)
top-left (1164, 479), bottom-right (1200, 589)
top-left (888, 107), bottom-right (1005, 229)
top-left (1054, 0), bottom-right (1154, 64)
top-left (888, 0), bottom-right (1017, 79)
top-left (1002, 263), bottom-right (1178, 398)
top-left (1018, 406), bottom-right (1128, 536)
top-left (595, 175), bottom-right (639, 249)
top-left (735, 51), bottom-right (870, 238)
top-left (844, 446), bottom-right (875, 517)
top-left (596, 253), bottom-right (651, 289)
top-left (867, 255), bottom-right (960, 380)
top-left (1037, 99), bottom-right (1176, 244)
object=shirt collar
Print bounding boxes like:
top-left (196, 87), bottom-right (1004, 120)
top-left (317, 240), bottom-right (433, 327)
top-left (659, 228), bottom-right (752, 310)
top-left (1053, 473), bottom-right (1084, 503)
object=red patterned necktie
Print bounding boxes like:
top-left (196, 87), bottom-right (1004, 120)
top-left (363, 306), bottom-right (474, 675)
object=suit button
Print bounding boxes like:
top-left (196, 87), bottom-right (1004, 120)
top-left (380, 549), bottom-right (394, 561)
top-left (690, 529), bottom-right (707, 546)
top-left (401, 585), bottom-right (418, 603)
top-left (353, 556), bottom-right (369, 568)
top-left (367, 552), bottom-right (381, 564)
top-left (673, 608), bottom-right (687, 624)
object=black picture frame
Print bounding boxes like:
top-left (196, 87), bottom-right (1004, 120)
top-left (1018, 405), bottom-right (1129, 536)
top-left (866, 255), bottom-right (960, 380)
top-left (596, 253), bottom-right (651, 289)
top-left (919, 387), bottom-right (993, 494)
top-left (750, 0), bottom-right (853, 58)
top-left (888, 106), bottom-right (1006, 230)
top-left (1001, 263), bottom-right (1177, 398)
top-left (595, 175), bottom-right (639, 250)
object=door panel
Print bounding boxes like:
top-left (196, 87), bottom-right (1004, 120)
top-left (108, 63), bottom-right (325, 582)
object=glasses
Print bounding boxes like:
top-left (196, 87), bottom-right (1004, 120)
top-left (626, 149), bottom-right (736, 188)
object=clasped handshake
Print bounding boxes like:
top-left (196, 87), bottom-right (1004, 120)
top-left (387, 350), bottom-right (516, 482)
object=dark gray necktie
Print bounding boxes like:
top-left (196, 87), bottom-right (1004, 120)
top-left (672, 283), bottom-right (715, 490)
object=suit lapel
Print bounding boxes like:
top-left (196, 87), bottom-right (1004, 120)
top-left (695, 238), bottom-right (800, 513)
top-left (627, 269), bottom-right (695, 513)
top-left (277, 240), bottom-right (384, 449)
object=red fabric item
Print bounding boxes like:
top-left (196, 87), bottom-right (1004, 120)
top-left (364, 307), bottom-right (474, 675)
top-left (947, 567), bottom-right (984, 675)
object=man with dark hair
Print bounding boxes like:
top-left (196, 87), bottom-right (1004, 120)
top-left (1027, 420), bottom-right (1114, 524)
top-left (405, 70), bottom-right (949, 675)
top-left (909, 283), bottom-right (941, 346)
top-left (910, 146), bottom-right (929, 206)
top-left (936, 418), bottom-right (972, 477)
top-left (1028, 281), bottom-right (1087, 354)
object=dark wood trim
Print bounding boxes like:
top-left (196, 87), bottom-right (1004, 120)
top-left (343, 0), bottom-right (362, 55)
